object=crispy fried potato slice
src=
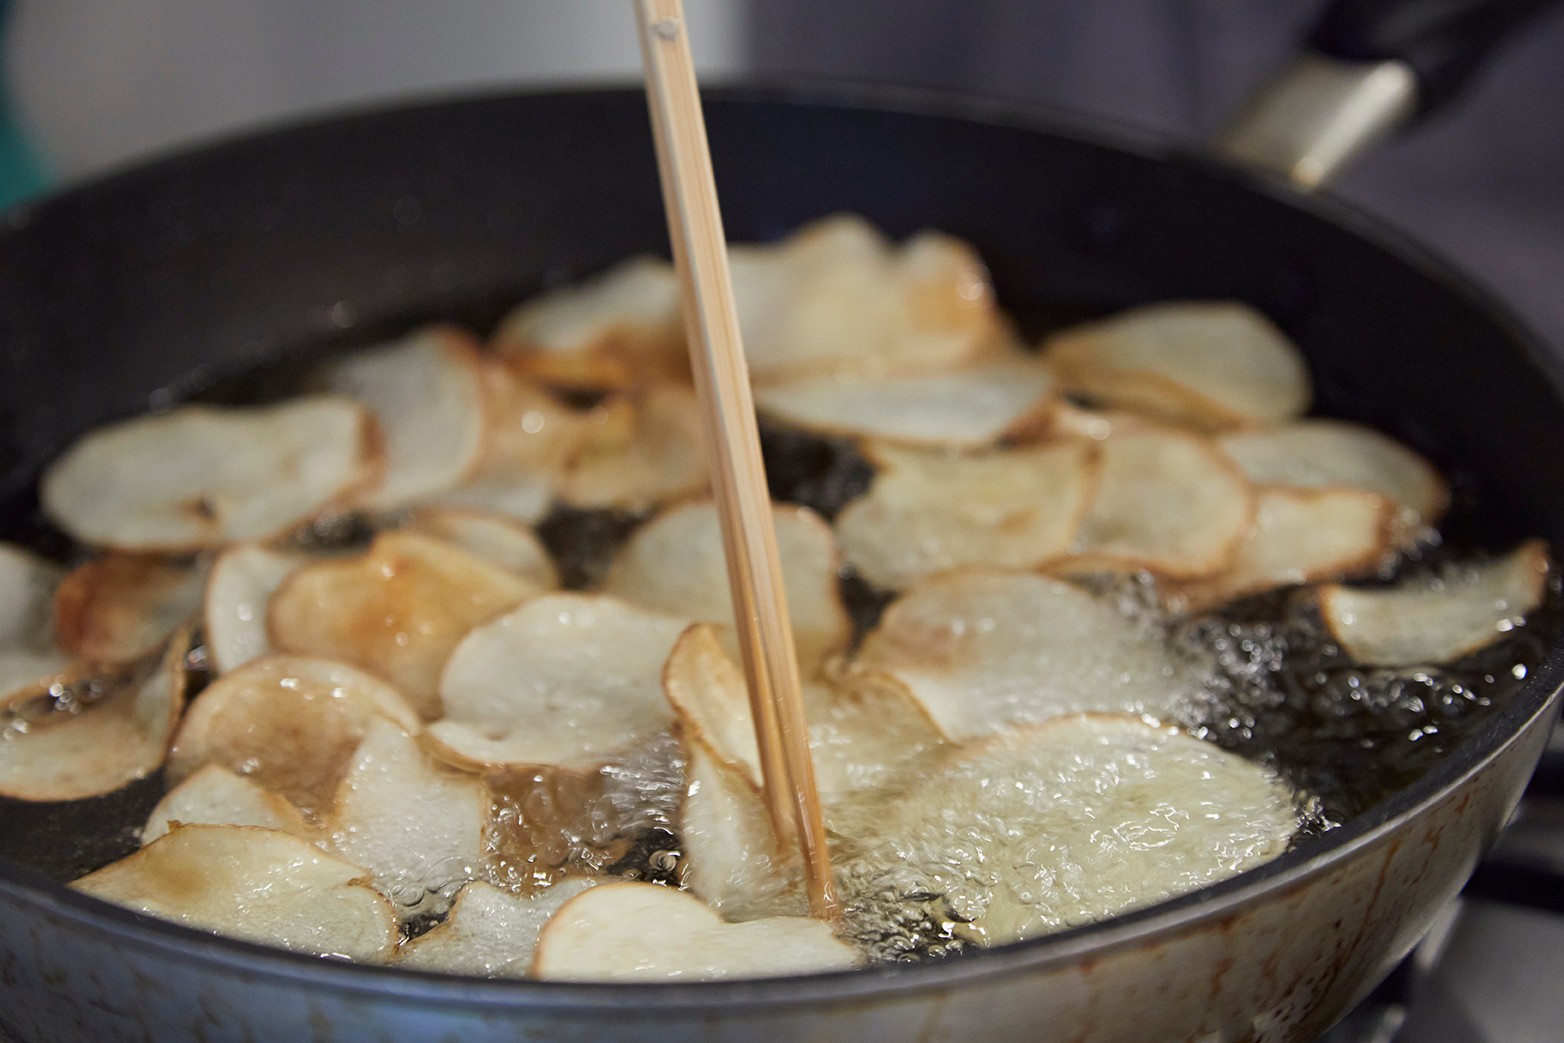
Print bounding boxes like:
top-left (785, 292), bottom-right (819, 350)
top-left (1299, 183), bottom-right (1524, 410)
top-left (0, 543), bottom-right (71, 700)
top-left (491, 256), bottom-right (684, 389)
top-left (203, 544), bottom-right (308, 674)
top-left (1044, 301), bottom-right (1311, 430)
top-left (531, 881), bottom-right (859, 981)
top-left (54, 554), bottom-right (207, 664)
top-left (327, 718), bottom-right (488, 916)
top-left (1217, 419), bottom-right (1449, 527)
top-left (1166, 487), bottom-right (1396, 613)
top-left (730, 215), bottom-right (1002, 384)
top-left (754, 353), bottom-right (1058, 449)
top-left (1319, 541), bottom-right (1551, 666)
top-left (679, 740), bottom-right (805, 921)
top-left (402, 509), bottom-right (558, 589)
top-left (41, 398), bottom-right (378, 552)
top-left (428, 594), bottom-right (688, 770)
top-left (557, 385), bottom-right (707, 511)
top-left (0, 635), bottom-right (188, 801)
top-left (267, 531), bottom-right (540, 718)
top-left (166, 655), bottom-right (421, 819)
top-left (397, 878), bottom-right (597, 976)
top-left (604, 500), bottom-right (850, 668)
top-left (74, 824), bottom-right (397, 962)
top-left (313, 326), bottom-right (488, 510)
top-left (833, 714), bottom-right (1298, 947)
top-left (143, 763), bottom-right (313, 844)
top-left (836, 441), bottom-right (1098, 591)
top-left (1061, 431), bottom-right (1254, 579)
top-left (848, 571), bottom-right (1198, 739)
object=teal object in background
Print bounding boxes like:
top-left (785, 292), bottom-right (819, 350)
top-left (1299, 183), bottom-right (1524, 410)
top-left (0, 0), bottom-right (49, 207)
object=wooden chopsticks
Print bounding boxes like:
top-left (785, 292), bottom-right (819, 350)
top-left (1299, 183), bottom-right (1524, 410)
top-left (634, 0), bottom-right (838, 919)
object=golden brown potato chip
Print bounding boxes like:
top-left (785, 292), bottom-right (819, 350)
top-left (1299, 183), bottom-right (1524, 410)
top-left (166, 655), bottom-right (421, 819)
top-left (1319, 540), bottom-right (1551, 666)
top-left (41, 398), bottom-right (379, 552)
top-left (836, 441), bottom-right (1098, 591)
top-left (267, 531), bottom-right (541, 718)
top-left (0, 543), bottom-right (71, 700)
top-left (557, 385), bottom-right (708, 511)
top-left (1044, 301), bottom-right (1311, 430)
top-left (74, 824), bottom-right (398, 962)
top-left (531, 881), bottom-right (859, 981)
top-left (54, 554), bottom-right (207, 664)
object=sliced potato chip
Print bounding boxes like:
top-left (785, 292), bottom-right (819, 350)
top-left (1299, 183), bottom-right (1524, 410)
top-left (143, 763), bottom-right (313, 844)
top-left (268, 531), bottom-right (540, 718)
top-left (1061, 430), bottom-right (1254, 579)
top-left (166, 655), bottom-right (421, 818)
top-left (429, 593), bottom-right (688, 770)
top-left (1166, 487), bottom-right (1396, 613)
top-left (477, 361), bottom-right (597, 474)
top-left (531, 881), bottom-right (859, 981)
top-left (730, 215), bottom-right (1002, 384)
top-left (426, 470), bottom-right (556, 528)
top-left (0, 636), bottom-right (188, 801)
top-left (1047, 402), bottom-right (1168, 442)
top-left (754, 353), bottom-right (1057, 449)
top-left (203, 544), bottom-right (308, 674)
top-left (604, 499), bottom-right (849, 668)
top-left (1319, 540), bottom-right (1551, 666)
top-left (397, 878), bottom-right (596, 976)
top-left (1044, 301), bottom-right (1311, 430)
top-left (0, 543), bottom-right (71, 700)
top-left (848, 571), bottom-right (1198, 739)
top-left (836, 441), bottom-right (1098, 591)
top-left (492, 256), bottom-right (684, 389)
top-left (41, 397), bottom-right (378, 552)
top-left (558, 385), bottom-right (707, 511)
top-left (328, 717), bottom-right (489, 915)
top-left (54, 554), bottom-right (207, 664)
top-left (313, 326), bottom-right (488, 510)
top-left (1217, 419), bottom-right (1449, 527)
top-left (402, 509), bottom-right (558, 589)
top-left (74, 824), bottom-right (397, 962)
top-left (833, 714), bottom-right (1298, 947)
top-left (662, 624), bottom-right (762, 780)
top-left (679, 740), bottom-right (805, 922)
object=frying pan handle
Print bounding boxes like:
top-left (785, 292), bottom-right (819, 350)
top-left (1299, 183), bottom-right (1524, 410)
top-left (1216, 0), bottom-right (1562, 189)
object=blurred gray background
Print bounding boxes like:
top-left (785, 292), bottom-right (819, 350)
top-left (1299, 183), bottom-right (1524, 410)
top-left (3, 0), bottom-right (1561, 349)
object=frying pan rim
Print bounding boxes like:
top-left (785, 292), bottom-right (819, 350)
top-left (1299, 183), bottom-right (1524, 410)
top-left (3, 80), bottom-right (1562, 1013)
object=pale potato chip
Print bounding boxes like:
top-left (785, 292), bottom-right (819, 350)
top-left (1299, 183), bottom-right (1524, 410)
top-left (267, 531), bottom-right (541, 718)
top-left (836, 441), bottom-right (1098, 591)
top-left (166, 655), bottom-right (421, 819)
top-left (74, 824), bottom-right (397, 962)
top-left (313, 326), bottom-right (488, 510)
top-left (492, 256), bottom-right (684, 388)
top-left (833, 714), bottom-right (1298, 947)
top-left (202, 544), bottom-right (308, 674)
top-left (402, 509), bottom-right (558, 589)
top-left (679, 740), bottom-right (805, 922)
top-left (1044, 301), bottom-right (1311, 430)
top-left (1062, 430), bottom-right (1254, 579)
top-left (0, 543), bottom-right (71, 700)
top-left (604, 499), bottom-right (849, 668)
top-left (558, 385), bottom-right (707, 511)
top-left (142, 763), bottom-right (313, 844)
top-left (662, 624), bottom-right (763, 780)
top-left (730, 215), bottom-right (1002, 383)
top-left (754, 353), bottom-right (1058, 449)
top-left (1217, 419), bottom-right (1449, 527)
top-left (53, 554), bottom-right (207, 664)
top-left (41, 397), bottom-right (378, 552)
top-left (1047, 402), bottom-right (1168, 442)
top-left (1319, 540), bottom-right (1551, 666)
top-left (327, 717), bottom-right (489, 916)
top-left (428, 593), bottom-right (687, 770)
top-left (1166, 487), bottom-right (1396, 613)
top-left (848, 571), bottom-right (1199, 739)
top-left (426, 471), bottom-right (556, 528)
top-left (0, 635), bottom-right (188, 801)
top-left (531, 881), bottom-right (859, 981)
top-left (397, 878), bottom-right (596, 976)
